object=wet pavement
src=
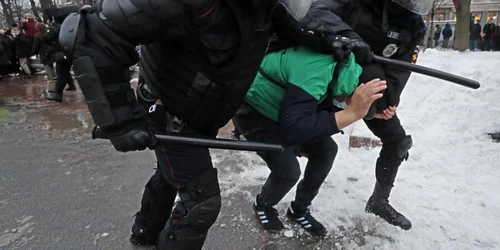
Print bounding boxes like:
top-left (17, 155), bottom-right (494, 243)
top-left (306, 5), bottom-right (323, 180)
top-left (0, 76), bottom-right (382, 250)
top-left (0, 76), bottom-right (92, 133)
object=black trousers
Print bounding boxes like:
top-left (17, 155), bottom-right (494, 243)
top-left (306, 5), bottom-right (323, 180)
top-left (232, 104), bottom-right (338, 211)
top-left (364, 114), bottom-right (407, 186)
top-left (138, 129), bottom-right (216, 229)
top-left (135, 102), bottom-right (221, 249)
top-left (55, 60), bottom-right (74, 95)
top-left (0, 58), bottom-right (19, 76)
top-left (9, 57), bottom-right (19, 74)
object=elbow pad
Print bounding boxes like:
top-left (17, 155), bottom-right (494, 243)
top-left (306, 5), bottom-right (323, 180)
top-left (73, 56), bottom-right (138, 128)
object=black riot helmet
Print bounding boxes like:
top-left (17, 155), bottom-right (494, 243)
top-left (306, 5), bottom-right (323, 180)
top-left (262, 0), bottom-right (311, 21)
top-left (277, 0), bottom-right (312, 21)
top-left (391, 0), bottom-right (433, 15)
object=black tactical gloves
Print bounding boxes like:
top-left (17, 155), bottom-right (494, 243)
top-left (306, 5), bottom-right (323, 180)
top-left (329, 35), bottom-right (373, 65)
top-left (331, 36), bottom-right (352, 64)
top-left (97, 120), bottom-right (157, 152)
top-left (350, 39), bottom-right (373, 65)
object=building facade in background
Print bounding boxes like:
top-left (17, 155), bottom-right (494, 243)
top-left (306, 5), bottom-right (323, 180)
top-left (430, 0), bottom-right (500, 26)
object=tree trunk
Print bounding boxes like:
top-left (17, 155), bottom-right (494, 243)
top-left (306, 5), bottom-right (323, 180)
top-left (28, 0), bottom-right (43, 22)
top-left (454, 0), bottom-right (472, 51)
top-left (38, 0), bottom-right (56, 21)
top-left (429, 12), bottom-right (436, 48)
top-left (0, 0), bottom-right (15, 25)
top-left (12, 0), bottom-right (22, 23)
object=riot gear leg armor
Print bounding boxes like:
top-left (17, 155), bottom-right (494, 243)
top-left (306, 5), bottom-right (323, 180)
top-left (157, 168), bottom-right (221, 250)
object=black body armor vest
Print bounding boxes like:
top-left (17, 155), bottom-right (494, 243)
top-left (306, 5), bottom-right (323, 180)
top-left (140, 1), bottom-right (271, 135)
top-left (347, 3), bottom-right (418, 59)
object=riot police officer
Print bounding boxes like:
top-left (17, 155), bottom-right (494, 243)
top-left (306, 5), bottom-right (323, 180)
top-left (44, 10), bottom-right (77, 102)
top-left (304, 0), bottom-right (430, 230)
top-left (58, 0), bottom-right (372, 249)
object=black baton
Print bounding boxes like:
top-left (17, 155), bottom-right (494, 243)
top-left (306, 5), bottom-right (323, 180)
top-left (92, 126), bottom-right (284, 153)
top-left (372, 55), bottom-right (480, 89)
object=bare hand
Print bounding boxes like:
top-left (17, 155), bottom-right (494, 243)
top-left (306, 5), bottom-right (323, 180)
top-left (374, 106), bottom-right (397, 120)
top-left (347, 79), bottom-right (387, 119)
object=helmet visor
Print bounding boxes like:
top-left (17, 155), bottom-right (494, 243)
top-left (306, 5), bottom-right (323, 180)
top-left (278, 0), bottom-right (313, 21)
top-left (391, 0), bottom-right (433, 15)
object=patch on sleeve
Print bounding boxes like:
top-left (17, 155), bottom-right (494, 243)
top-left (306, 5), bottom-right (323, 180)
top-left (410, 45), bottom-right (420, 64)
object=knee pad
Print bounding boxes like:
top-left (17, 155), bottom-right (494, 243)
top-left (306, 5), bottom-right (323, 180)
top-left (176, 194), bottom-right (222, 231)
top-left (396, 135), bottom-right (412, 160)
top-left (158, 169), bottom-right (221, 250)
top-left (178, 168), bottom-right (222, 229)
top-left (380, 135), bottom-right (413, 161)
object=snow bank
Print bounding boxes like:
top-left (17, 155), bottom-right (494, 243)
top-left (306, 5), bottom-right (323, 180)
top-left (217, 50), bottom-right (500, 249)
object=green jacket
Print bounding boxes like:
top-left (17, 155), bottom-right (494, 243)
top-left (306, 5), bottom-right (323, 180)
top-left (244, 46), bottom-right (362, 122)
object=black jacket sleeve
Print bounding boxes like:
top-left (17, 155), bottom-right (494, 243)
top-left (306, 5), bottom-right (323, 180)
top-left (278, 84), bottom-right (340, 146)
top-left (273, 0), bottom-right (360, 54)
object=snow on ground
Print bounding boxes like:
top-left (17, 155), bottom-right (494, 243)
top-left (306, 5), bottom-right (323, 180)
top-left (216, 50), bottom-right (500, 249)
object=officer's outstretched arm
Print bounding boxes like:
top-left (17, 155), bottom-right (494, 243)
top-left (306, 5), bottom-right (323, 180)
top-left (57, 0), bottom-right (190, 152)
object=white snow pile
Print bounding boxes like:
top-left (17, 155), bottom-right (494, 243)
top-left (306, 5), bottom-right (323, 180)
top-left (216, 50), bottom-right (500, 249)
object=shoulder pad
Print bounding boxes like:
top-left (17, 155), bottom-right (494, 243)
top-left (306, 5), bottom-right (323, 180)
top-left (58, 13), bottom-right (80, 57)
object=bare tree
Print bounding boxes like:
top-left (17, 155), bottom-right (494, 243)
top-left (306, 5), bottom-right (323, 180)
top-left (0, 0), bottom-right (15, 25)
top-left (454, 0), bottom-right (472, 51)
top-left (38, 0), bottom-right (56, 20)
top-left (0, 10), bottom-right (5, 25)
top-left (426, 0), bottom-right (449, 48)
top-left (12, 0), bottom-right (24, 23)
top-left (28, 0), bottom-right (43, 21)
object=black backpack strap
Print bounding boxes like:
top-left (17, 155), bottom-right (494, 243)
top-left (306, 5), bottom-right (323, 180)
top-left (258, 67), bottom-right (286, 89)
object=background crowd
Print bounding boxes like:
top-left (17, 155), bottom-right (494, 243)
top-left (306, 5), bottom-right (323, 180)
top-left (0, 13), bottom-right (75, 102)
top-left (433, 17), bottom-right (500, 51)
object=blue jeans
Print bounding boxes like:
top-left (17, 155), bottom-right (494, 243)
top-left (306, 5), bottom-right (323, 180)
top-left (232, 104), bottom-right (338, 211)
top-left (485, 40), bottom-right (494, 51)
top-left (442, 38), bottom-right (450, 49)
top-left (469, 39), bottom-right (477, 51)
